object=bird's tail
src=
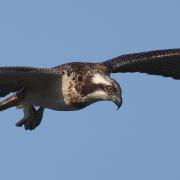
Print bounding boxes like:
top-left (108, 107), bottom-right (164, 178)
top-left (0, 94), bottom-right (20, 111)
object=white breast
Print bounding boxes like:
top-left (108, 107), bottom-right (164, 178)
top-left (24, 75), bottom-right (78, 111)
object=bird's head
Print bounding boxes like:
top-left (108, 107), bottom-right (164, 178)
top-left (79, 73), bottom-right (122, 109)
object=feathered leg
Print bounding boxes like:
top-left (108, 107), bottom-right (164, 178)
top-left (0, 88), bottom-right (44, 130)
top-left (15, 104), bottom-right (44, 130)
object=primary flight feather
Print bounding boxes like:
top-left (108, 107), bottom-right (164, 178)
top-left (0, 48), bottom-right (180, 130)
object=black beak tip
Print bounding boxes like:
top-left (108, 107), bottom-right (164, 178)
top-left (114, 97), bottom-right (122, 110)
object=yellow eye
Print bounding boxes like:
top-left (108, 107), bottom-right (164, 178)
top-left (106, 86), bottom-right (114, 93)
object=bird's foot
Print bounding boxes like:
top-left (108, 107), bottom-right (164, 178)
top-left (16, 106), bottom-right (44, 130)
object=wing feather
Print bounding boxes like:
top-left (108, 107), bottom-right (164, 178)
top-left (0, 66), bottom-right (61, 97)
top-left (103, 49), bottom-right (180, 79)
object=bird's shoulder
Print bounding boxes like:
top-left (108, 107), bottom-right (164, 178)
top-left (53, 62), bottom-right (109, 76)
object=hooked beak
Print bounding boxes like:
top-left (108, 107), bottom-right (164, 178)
top-left (113, 96), bottom-right (122, 110)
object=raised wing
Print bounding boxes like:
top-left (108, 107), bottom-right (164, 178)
top-left (0, 66), bottom-right (61, 97)
top-left (103, 49), bottom-right (180, 79)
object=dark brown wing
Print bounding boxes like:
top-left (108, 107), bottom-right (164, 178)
top-left (103, 49), bottom-right (180, 79)
top-left (0, 66), bottom-right (61, 97)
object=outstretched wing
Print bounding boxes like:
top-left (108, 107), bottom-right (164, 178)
top-left (103, 49), bottom-right (180, 79)
top-left (0, 66), bottom-right (61, 97)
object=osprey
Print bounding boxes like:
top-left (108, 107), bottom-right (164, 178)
top-left (1, 49), bottom-right (180, 130)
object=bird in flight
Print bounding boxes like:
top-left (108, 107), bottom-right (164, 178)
top-left (0, 48), bottom-right (180, 130)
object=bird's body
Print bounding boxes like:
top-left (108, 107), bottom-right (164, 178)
top-left (24, 78), bottom-right (64, 110)
top-left (23, 62), bottom-right (109, 111)
top-left (1, 48), bottom-right (180, 130)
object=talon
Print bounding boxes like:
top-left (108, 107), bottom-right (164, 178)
top-left (15, 105), bottom-right (44, 130)
top-left (15, 118), bottom-right (27, 127)
top-left (24, 118), bottom-right (33, 130)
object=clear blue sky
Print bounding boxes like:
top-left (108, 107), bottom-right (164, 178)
top-left (0, 0), bottom-right (180, 179)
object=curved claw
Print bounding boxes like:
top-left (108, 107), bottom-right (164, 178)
top-left (15, 118), bottom-right (27, 127)
top-left (15, 105), bottom-right (44, 130)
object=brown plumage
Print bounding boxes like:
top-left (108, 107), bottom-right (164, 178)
top-left (0, 48), bottom-right (180, 130)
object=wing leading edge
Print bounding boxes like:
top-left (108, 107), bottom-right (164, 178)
top-left (103, 49), bottom-right (180, 79)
